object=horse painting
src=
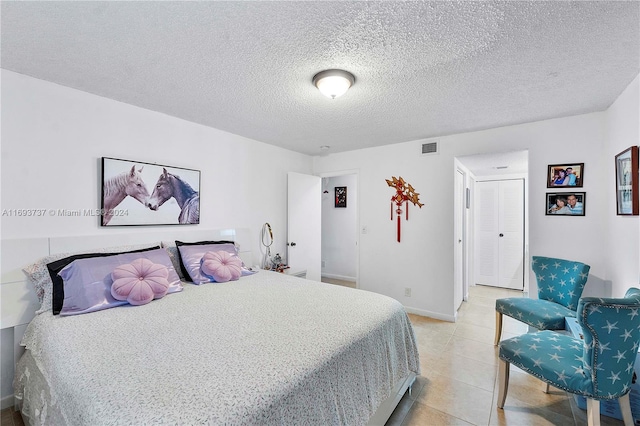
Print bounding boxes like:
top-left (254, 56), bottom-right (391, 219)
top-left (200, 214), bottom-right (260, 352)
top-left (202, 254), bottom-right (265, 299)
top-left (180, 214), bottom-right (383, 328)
top-left (102, 165), bottom-right (150, 226)
top-left (147, 168), bottom-right (200, 224)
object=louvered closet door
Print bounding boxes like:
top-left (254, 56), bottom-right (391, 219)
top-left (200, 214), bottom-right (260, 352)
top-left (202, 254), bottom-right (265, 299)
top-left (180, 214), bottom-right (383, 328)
top-left (498, 180), bottom-right (524, 289)
top-left (475, 182), bottom-right (500, 286)
top-left (474, 179), bottom-right (524, 290)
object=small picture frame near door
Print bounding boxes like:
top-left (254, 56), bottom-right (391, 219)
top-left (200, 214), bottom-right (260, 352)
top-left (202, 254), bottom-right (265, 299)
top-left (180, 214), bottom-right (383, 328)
top-left (615, 146), bottom-right (639, 215)
top-left (335, 186), bottom-right (347, 208)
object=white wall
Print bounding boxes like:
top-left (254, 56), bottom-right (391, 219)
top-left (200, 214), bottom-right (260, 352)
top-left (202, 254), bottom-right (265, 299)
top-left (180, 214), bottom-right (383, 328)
top-left (314, 112), bottom-right (612, 321)
top-left (605, 74), bottom-right (640, 296)
top-left (321, 174), bottom-right (357, 281)
top-left (0, 70), bottom-right (313, 263)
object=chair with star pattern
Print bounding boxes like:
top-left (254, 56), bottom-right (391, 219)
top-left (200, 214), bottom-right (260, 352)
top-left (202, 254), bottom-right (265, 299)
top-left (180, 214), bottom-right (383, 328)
top-left (494, 256), bottom-right (590, 345)
top-left (497, 288), bottom-right (640, 426)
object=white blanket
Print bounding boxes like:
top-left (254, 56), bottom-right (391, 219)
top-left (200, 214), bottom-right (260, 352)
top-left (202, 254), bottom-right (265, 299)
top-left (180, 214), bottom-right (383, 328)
top-left (16, 271), bottom-right (420, 425)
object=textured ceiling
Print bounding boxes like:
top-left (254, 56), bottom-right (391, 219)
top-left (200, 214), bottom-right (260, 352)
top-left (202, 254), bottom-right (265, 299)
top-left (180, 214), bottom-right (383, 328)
top-left (2, 1), bottom-right (638, 156)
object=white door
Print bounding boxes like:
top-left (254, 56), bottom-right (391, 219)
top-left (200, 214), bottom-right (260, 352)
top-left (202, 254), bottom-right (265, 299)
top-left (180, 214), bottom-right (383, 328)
top-left (287, 172), bottom-right (321, 282)
top-left (475, 182), bottom-right (500, 286)
top-left (474, 179), bottom-right (524, 290)
top-left (454, 169), bottom-right (465, 310)
top-left (498, 180), bottom-right (525, 289)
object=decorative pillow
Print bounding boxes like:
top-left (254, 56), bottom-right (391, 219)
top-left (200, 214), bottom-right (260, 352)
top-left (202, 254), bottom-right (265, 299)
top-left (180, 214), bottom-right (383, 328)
top-left (47, 246), bottom-right (161, 315)
top-left (200, 251), bottom-right (243, 283)
top-left (57, 248), bottom-right (182, 316)
top-left (23, 243), bottom-right (161, 315)
top-left (174, 240), bottom-right (235, 280)
top-left (111, 259), bottom-right (170, 305)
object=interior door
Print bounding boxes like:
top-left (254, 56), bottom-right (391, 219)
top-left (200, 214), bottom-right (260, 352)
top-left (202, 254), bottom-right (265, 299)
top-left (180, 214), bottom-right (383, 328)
top-left (475, 182), bottom-right (500, 286)
top-left (474, 179), bottom-right (524, 290)
top-left (287, 172), bottom-right (321, 281)
top-left (454, 169), bottom-right (464, 310)
top-left (498, 180), bottom-right (525, 289)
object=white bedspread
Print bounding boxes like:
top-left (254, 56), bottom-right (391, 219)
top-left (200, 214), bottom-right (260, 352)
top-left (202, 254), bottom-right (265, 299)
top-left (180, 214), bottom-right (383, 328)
top-left (15, 271), bottom-right (420, 425)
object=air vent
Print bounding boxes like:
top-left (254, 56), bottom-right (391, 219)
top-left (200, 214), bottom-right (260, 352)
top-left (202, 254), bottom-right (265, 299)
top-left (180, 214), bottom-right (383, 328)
top-left (421, 141), bottom-right (439, 155)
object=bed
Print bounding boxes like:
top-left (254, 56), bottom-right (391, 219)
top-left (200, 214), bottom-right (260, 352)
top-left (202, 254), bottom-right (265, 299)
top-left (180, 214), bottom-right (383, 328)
top-left (6, 229), bottom-right (420, 425)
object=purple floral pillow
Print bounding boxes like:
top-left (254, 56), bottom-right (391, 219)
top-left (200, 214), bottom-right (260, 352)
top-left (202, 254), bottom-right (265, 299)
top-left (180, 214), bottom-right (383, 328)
top-left (177, 243), bottom-right (255, 284)
top-left (111, 259), bottom-right (170, 305)
top-left (200, 251), bottom-right (243, 283)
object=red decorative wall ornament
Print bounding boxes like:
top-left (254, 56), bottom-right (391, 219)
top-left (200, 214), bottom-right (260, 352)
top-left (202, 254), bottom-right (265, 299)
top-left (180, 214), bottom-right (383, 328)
top-left (385, 176), bottom-right (424, 242)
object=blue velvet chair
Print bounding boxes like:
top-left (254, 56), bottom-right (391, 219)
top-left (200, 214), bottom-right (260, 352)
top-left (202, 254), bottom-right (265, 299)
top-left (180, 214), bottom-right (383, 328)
top-left (494, 256), bottom-right (590, 345)
top-left (498, 288), bottom-right (640, 426)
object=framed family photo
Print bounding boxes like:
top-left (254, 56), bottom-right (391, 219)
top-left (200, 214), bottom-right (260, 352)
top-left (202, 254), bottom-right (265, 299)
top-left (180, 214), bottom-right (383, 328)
top-left (615, 146), bottom-right (639, 216)
top-left (101, 157), bottom-right (201, 226)
top-left (545, 192), bottom-right (586, 216)
top-left (547, 163), bottom-right (584, 188)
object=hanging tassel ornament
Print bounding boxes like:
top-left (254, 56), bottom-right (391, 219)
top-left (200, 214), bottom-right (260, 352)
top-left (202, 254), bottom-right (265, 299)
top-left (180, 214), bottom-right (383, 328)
top-left (385, 176), bottom-right (424, 243)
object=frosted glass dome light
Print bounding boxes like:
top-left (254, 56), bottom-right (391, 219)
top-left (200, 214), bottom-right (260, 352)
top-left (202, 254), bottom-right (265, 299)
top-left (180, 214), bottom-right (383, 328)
top-left (313, 69), bottom-right (355, 99)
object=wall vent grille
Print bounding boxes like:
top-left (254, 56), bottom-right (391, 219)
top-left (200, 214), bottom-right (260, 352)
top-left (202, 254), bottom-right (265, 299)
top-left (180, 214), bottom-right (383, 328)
top-left (421, 141), bottom-right (439, 155)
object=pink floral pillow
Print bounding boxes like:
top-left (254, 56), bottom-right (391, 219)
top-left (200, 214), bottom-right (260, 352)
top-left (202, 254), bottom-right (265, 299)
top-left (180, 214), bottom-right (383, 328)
top-left (111, 258), bottom-right (170, 306)
top-left (200, 251), bottom-right (243, 283)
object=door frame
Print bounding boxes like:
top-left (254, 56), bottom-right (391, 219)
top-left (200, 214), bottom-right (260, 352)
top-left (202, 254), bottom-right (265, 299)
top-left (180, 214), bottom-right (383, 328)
top-left (318, 169), bottom-right (360, 288)
top-left (454, 166), bottom-right (467, 311)
top-left (453, 156), bottom-right (531, 301)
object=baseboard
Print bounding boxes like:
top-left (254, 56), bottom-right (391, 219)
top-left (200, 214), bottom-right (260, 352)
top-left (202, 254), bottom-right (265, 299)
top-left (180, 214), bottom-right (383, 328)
top-left (320, 273), bottom-right (356, 282)
top-left (1, 394), bottom-right (14, 410)
top-left (404, 306), bottom-right (455, 323)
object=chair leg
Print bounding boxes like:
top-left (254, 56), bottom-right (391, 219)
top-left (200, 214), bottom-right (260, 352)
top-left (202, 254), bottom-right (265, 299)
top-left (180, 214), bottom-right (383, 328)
top-left (542, 382), bottom-right (550, 393)
top-left (494, 311), bottom-right (503, 346)
top-left (619, 393), bottom-right (633, 426)
top-left (497, 359), bottom-right (509, 408)
top-left (586, 398), bottom-right (601, 426)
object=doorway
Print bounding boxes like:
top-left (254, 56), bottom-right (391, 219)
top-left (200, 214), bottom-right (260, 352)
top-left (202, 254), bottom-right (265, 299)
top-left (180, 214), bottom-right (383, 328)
top-left (456, 150), bottom-right (529, 295)
top-left (320, 172), bottom-right (359, 288)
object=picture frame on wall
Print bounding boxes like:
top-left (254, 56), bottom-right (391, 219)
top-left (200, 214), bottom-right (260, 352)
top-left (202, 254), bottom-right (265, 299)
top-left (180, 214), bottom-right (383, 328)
top-left (615, 146), bottom-right (639, 215)
top-left (547, 163), bottom-right (584, 188)
top-left (101, 157), bottom-right (201, 226)
top-left (335, 186), bottom-right (347, 208)
top-left (545, 192), bottom-right (586, 216)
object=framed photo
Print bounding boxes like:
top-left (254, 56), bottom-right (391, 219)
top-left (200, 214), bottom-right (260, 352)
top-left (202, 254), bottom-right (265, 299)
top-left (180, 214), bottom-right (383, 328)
top-left (101, 157), bottom-right (200, 226)
top-left (545, 192), bottom-right (586, 216)
top-left (615, 146), bottom-right (639, 215)
top-left (547, 163), bottom-right (584, 188)
top-left (335, 186), bottom-right (347, 208)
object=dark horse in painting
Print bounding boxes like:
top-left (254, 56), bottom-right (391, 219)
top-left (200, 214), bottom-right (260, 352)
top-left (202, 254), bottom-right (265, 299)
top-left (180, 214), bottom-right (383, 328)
top-left (147, 168), bottom-right (199, 224)
top-left (102, 165), bottom-right (150, 226)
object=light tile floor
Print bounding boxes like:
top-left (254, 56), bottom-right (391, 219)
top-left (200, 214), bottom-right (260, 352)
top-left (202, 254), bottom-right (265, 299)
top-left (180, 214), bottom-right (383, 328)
top-left (322, 277), bottom-right (357, 288)
top-left (0, 406), bottom-right (24, 426)
top-left (386, 284), bottom-right (627, 426)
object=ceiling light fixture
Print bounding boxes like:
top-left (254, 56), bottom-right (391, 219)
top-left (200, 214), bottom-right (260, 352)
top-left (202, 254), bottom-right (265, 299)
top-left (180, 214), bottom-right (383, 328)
top-left (313, 69), bottom-right (355, 99)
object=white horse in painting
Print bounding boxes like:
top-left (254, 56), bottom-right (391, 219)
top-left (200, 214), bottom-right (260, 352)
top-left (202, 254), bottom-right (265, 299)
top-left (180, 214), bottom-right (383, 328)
top-left (102, 165), bottom-right (150, 225)
top-left (146, 168), bottom-right (199, 224)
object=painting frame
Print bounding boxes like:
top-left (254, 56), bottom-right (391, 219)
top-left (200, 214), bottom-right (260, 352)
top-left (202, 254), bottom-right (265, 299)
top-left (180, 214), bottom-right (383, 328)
top-left (547, 163), bottom-right (584, 188)
top-left (545, 192), bottom-right (586, 216)
top-left (335, 186), bottom-right (347, 208)
top-left (101, 157), bottom-right (201, 226)
top-left (615, 146), bottom-right (639, 216)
